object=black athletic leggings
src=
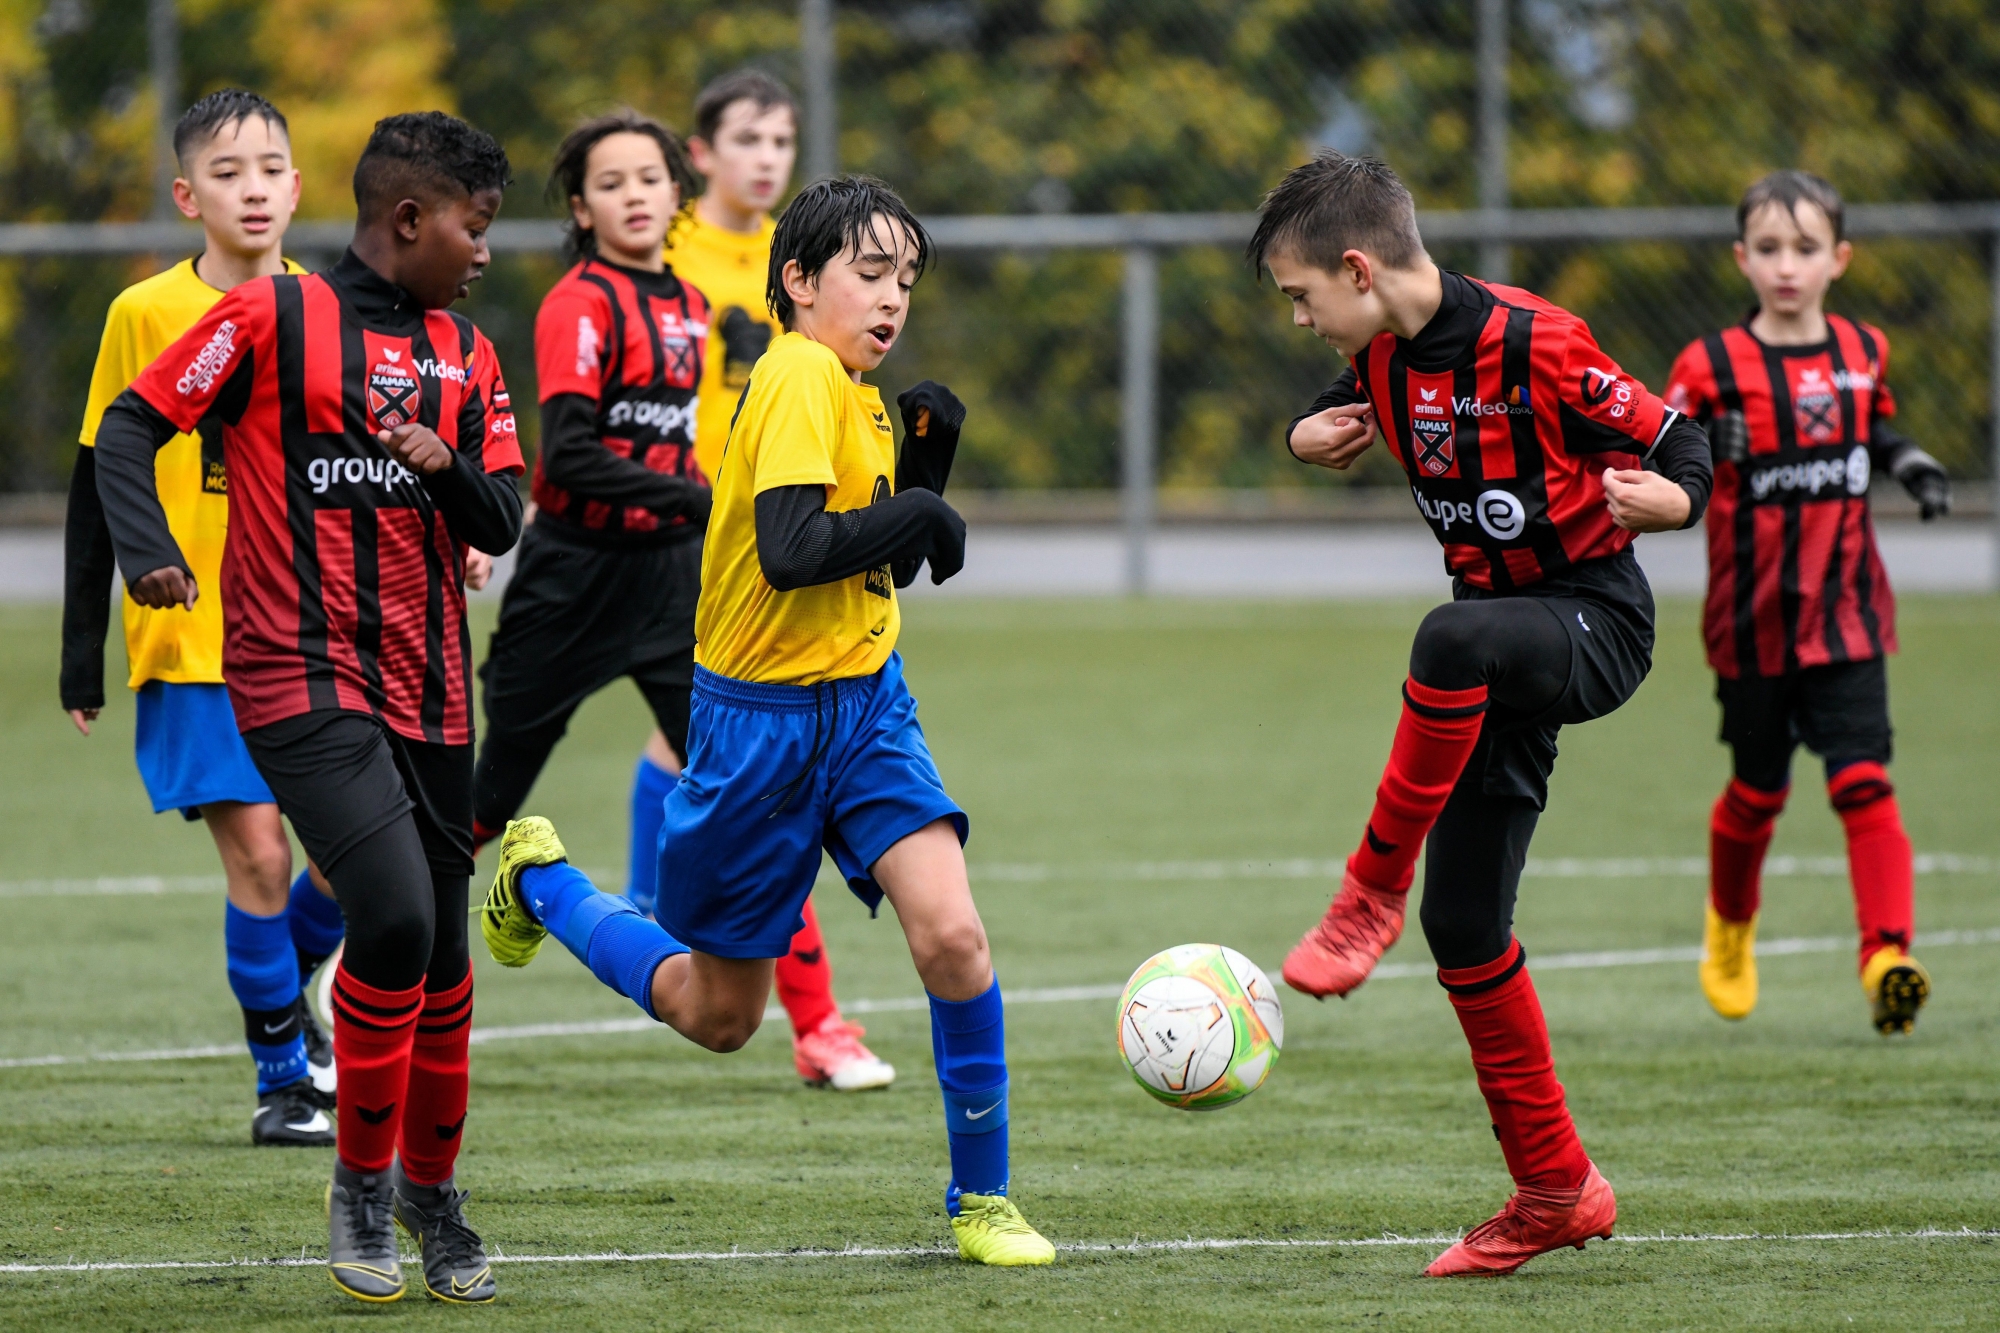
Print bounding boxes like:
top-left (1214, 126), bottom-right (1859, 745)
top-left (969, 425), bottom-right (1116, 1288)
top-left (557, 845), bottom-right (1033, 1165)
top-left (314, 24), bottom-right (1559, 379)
top-left (327, 823), bottom-right (470, 993)
top-left (1405, 599), bottom-right (1573, 972)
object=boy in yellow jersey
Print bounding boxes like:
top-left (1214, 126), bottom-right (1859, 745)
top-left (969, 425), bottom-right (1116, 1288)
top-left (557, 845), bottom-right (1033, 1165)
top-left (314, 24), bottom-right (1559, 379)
top-left (621, 69), bottom-right (897, 1093)
top-left (60, 90), bottom-right (345, 1146)
top-left (484, 176), bottom-right (1056, 1265)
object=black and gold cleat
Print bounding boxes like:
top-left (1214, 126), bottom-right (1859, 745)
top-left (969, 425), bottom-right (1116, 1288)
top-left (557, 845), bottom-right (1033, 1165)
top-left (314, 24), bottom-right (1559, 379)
top-left (327, 1162), bottom-right (405, 1302)
top-left (1863, 947), bottom-right (1932, 1035)
top-left (392, 1161), bottom-right (496, 1303)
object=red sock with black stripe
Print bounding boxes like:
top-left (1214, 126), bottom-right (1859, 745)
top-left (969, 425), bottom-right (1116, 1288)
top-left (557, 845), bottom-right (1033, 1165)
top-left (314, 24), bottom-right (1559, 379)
top-left (1348, 678), bottom-right (1489, 894)
top-left (329, 964), bottom-right (423, 1174)
top-left (1439, 939), bottom-right (1590, 1191)
top-left (1709, 778), bottom-right (1787, 922)
top-left (1829, 762), bottom-right (1914, 968)
top-left (398, 965), bottom-right (474, 1187)
top-left (774, 896), bottom-right (839, 1039)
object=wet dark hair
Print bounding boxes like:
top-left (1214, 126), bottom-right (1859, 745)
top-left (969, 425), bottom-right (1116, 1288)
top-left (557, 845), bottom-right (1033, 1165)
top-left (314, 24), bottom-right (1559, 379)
top-left (766, 175), bottom-right (931, 327)
top-left (547, 109), bottom-right (699, 261)
top-left (173, 88), bottom-right (288, 168)
top-left (693, 69), bottom-right (797, 145)
top-left (1738, 169), bottom-right (1845, 244)
top-left (1247, 151), bottom-right (1425, 277)
top-left (352, 111), bottom-right (512, 226)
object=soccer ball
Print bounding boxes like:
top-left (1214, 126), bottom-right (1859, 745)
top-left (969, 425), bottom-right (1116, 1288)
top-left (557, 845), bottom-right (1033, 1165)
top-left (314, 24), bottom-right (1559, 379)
top-left (1117, 944), bottom-right (1284, 1110)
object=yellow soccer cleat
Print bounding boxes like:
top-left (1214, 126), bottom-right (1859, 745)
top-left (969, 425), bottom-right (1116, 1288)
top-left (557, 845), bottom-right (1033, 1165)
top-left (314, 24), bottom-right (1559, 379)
top-left (1862, 946), bottom-right (1931, 1035)
top-left (1699, 905), bottom-right (1759, 1021)
top-left (479, 817), bottom-right (568, 968)
top-left (950, 1194), bottom-right (1055, 1267)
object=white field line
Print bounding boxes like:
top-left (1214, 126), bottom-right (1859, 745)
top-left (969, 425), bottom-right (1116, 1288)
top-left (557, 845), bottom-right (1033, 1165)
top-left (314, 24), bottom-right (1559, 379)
top-left (4, 852), bottom-right (1996, 899)
top-left (5, 927), bottom-right (1999, 1074)
top-left (3, 1227), bottom-right (1996, 1276)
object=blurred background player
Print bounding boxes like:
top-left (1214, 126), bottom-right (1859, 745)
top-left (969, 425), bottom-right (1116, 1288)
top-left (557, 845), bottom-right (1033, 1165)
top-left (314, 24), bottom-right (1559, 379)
top-left (479, 176), bottom-right (1053, 1266)
top-left (1664, 171), bottom-right (1948, 1035)
top-left (93, 111), bottom-right (523, 1304)
top-left (628, 69), bottom-right (894, 1092)
top-left (470, 110), bottom-right (714, 901)
top-left (60, 89), bottom-right (344, 1148)
top-left (1259, 153), bottom-right (1712, 1277)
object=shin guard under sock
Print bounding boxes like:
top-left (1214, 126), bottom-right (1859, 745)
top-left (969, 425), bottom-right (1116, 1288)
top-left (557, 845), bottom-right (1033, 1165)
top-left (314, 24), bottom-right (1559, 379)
top-left (399, 968), bottom-right (473, 1187)
top-left (225, 901), bottom-right (307, 1094)
top-left (1830, 763), bottom-right (1914, 965)
top-left (1710, 778), bottom-right (1787, 923)
top-left (775, 895), bottom-right (840, 1038)
top-left (1348, 678), bottom-right (1488, 894)
top-left (930, 980), bottom-right (1009, 1211)
top-left (329, 964), bottom-right (423, 1173)
top-left (286, 869), bottom-right (346, 983)
top-left (521, 862), bottom-right (689, 1019)
top-left (1439, 939), bottom-right (1590, 1191)
top-left (625, 755), bottom-right (676, 919)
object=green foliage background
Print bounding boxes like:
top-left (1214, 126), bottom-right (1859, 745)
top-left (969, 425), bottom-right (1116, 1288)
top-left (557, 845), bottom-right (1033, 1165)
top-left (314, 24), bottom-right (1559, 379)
top-left (3, 0), bottom-right (1998, 493)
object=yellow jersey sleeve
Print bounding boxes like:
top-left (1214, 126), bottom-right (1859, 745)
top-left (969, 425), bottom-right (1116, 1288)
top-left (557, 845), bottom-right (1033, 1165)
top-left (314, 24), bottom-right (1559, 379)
top-left (80, 288), bottom-right (150, 447)
top-left (748, 349), bottom-right (844, 494)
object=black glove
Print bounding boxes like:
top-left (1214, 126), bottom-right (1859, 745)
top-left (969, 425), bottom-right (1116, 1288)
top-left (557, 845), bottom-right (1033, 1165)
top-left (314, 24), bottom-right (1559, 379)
top-left (894, 380), bottom-right (966, 496)
top-left (1894, 452), bottom-right (1951, 521)
top-left (1705, 410), bottom-right (1749, 464)
top-left (890, 488), bottom-right (967, 587)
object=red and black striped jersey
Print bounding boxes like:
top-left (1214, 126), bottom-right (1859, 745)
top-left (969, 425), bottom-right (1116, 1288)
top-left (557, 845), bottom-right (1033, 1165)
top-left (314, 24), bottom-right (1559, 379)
top-left (1665, 314), bottom-right (1898, 678)
top-left (124, 254), bottom-right (523, 744)
top-left (530, 257), bottom-right (709, 541)
top-left (1315, 273), bottom-right (1681, 591)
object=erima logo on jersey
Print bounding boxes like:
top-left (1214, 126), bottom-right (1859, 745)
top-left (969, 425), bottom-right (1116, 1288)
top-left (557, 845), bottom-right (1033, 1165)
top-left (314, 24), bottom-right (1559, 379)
top-left (603, 398), bottom-right (696, 434)
top-left (176, 320), bottom-right (239, 395)
top-left (1747, 446), bottom-right (1870, 501)
top-left (307, 455), bottom-right (418, 494)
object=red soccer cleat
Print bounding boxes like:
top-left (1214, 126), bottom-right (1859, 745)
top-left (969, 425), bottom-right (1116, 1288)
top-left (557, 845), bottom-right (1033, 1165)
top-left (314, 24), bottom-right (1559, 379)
top-left (1281, 870), bottom-right (1407, 999)
top-left (1424, 1164), bottom-right (1617, 1277)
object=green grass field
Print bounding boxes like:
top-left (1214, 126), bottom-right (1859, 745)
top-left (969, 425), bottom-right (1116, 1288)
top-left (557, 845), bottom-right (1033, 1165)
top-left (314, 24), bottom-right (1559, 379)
top-left (2, 595), bottom-right (1998, 1330)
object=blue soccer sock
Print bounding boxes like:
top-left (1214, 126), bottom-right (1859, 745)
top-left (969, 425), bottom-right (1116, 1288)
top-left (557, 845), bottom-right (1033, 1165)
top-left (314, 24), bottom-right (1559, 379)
top-left (930, 979), bottom-right (1010, 1213)
top-left (625, 755), bottom-right (676, 919)
top-left (521, 862), bottom-right (689, 1020)
top-left (225, 901), bottom-right (307, 1094)
top-left (285, 869), bottom-right (345, 983)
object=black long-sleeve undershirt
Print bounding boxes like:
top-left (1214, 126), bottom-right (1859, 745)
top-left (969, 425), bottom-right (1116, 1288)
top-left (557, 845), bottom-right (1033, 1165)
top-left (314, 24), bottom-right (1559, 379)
top-left (60, 445), bottom-right (117, 711)
top-left (754, 483), bottom-right (965, 591)
top-left (537, 393), bottom-right (711, 524)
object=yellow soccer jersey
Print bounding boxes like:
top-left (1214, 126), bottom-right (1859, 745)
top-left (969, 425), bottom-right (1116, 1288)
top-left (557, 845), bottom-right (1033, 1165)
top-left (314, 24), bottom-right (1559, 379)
top-left (80, 256), bottom-right (306, 689)
top-left (696, 332), bottom-right (900, 685)
top-left (666, 210), bottom-right (779, 481)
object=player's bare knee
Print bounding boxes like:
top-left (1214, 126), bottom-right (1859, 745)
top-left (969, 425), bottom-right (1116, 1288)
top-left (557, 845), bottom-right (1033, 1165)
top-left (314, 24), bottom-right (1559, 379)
top-left (691, 1005), bottom-right (762, 1053)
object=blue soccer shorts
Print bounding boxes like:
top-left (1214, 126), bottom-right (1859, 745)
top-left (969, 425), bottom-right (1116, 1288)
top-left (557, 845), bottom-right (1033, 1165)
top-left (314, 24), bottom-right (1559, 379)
top-left (655, 651), bottom-right (967, 959)
top-left (133, 681), bottom-right (276, 820)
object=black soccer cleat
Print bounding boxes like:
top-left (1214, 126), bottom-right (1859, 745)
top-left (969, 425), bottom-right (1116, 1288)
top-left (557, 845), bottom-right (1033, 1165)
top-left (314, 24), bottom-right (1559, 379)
top-left (251, 1079), bottom-right (336, 1147)
top-left (391, 1161), bottom-right (496, 1303)
top-left (297, 996), bottom-right (337, 1110)
top-left (327, 1162), bottom-right (406, 1302)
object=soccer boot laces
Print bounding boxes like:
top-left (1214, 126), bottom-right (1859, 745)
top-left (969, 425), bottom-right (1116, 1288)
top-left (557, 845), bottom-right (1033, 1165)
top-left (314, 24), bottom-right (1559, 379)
top-left (391, 1162), bottom-right (496, 1304)
top-left (1282, 869), bottom-right (1406, 999)
top-left (794, 1014), bottom-right (896, 1091)
top-left (480, 816), bottom-right (569, 968)
top-left (1699, 906), bottom-right (1759, 1021)
top-left (251, 1079), bottom-right (335, 1147)
top-left (326, 1162), bottom-right (405, 1302)
top-left (950, 1193), bottom-right (1056, 1266)
top-left (297, 995), bottom-right (337, 1109)
top-left (1424, 1163), bottom-right (1618, 1277)
top-left (1862, 946), bottom-right (1931, 1036)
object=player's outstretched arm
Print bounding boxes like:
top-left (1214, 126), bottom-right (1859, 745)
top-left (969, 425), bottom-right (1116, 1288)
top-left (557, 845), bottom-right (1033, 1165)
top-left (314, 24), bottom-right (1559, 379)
top-left (756, 483), bottom-right (966, 591)
top-left (94, 391), bottom-right (196, 611)
top-left (60, 444), bottom-right (116, 731)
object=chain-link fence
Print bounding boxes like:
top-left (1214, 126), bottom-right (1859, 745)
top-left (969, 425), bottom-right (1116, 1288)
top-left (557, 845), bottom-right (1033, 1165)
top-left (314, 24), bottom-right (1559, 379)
top-left (4, 0), bottom-right (1998, 503)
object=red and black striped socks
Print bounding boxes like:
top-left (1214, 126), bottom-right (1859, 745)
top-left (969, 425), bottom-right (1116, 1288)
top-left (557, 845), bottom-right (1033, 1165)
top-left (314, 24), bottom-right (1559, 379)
top-left (1708, 778), bottom-right (1788, 923)
top-left (775, 896), bottom-right (839, 1039)
top-left (400, 967), bottom-right (474, 1187)
top-left (1347, 678), bottom-right (1489, 895)
top-left (1438, 940), bottom-right (1590, 1191)
top-left (329, 965), bottom-right (423, 1174)
top-left (1830, 762), bottom-right (1914, 967)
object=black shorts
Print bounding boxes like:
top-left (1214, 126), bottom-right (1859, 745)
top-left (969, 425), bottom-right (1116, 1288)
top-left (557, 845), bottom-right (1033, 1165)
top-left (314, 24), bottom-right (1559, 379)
top-left (480, 520), bottom-right (699, 744)
top-left (1717, 658), bottom-right (1893, 791)
top-left (243, 710), bottom-right (475, 878)
top-left (1456, 552), bottom-right (1656, 808)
